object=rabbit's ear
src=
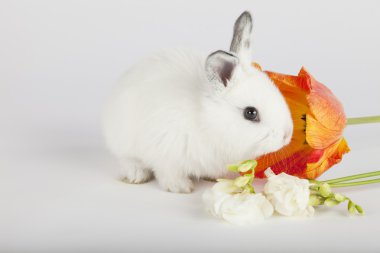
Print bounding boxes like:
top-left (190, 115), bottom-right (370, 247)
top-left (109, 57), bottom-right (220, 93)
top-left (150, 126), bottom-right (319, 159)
top-left (205, 50), bottom-right (239, 88)
top-left (230, 11), bottom-right (253, 67)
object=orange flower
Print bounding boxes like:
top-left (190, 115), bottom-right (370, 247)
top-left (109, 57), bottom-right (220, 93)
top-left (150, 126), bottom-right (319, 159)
top-left (253, 66), bottom-right (350, 179)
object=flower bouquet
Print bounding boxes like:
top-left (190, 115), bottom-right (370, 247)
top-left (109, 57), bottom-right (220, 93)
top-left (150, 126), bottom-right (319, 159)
top-left (203, 66), bottom-right (380, 225)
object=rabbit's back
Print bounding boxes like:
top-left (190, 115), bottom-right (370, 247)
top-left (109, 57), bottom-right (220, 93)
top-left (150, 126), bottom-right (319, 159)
top-left (103, 49), bottom-right (206, 159)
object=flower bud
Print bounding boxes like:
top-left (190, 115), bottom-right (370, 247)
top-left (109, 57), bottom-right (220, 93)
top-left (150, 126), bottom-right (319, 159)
top-left (334, 193), bottom-right (346, 202)
top-left (309, 194), bottom-right (323, 206)
top-left (348, 201), bottom-right (356, 214)
top-left (238, 160), bottom-right (257, 173)
top-left (319, 183), bottom-right (331, 198)
top-left (234, 175), bottom-right (251, 188)
top-left (324, 198), bottom-right (339, 207)
top-left (355, 205), bottom-right (364, 215)
top-left (309, 184), bottom-right (320, 192)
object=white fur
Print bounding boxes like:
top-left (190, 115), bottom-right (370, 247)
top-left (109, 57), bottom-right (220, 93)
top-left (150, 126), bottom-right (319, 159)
top-left (102, 12), bottom-right (293, 193)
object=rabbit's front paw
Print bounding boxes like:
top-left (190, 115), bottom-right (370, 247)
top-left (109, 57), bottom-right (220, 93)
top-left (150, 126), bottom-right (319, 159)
top-left (156, 173), bottom-right (194, 193)
top-left (119, 158), bottom-right (153, 184)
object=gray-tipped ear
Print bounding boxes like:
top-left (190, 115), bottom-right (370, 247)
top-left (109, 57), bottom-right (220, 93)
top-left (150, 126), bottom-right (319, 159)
top-left (230, 11), bottom-right (253, 65)
top-left (205, 50), bottom-right (239, 87)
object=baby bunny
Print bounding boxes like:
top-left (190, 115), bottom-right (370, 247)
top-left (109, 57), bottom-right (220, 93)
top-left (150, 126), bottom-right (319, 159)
top-left (103, 11), bottom-right (293, 193)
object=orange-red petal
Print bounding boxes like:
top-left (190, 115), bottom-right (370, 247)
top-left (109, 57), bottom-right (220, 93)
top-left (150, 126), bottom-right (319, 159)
top-left (253, 66), bottom-right (349, 179)
top-left (302, 137), bottom-right (350, 178)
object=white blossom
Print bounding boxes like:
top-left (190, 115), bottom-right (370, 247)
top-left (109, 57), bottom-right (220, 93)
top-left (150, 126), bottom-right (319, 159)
top-left (202, 180), bottom-right (273, 225)
top-left (263, 168), bottom-right (314, 217)
top-left (202, 180), bottom-right (241, 218)
top-left (218, 193), bottom-right (274, 225)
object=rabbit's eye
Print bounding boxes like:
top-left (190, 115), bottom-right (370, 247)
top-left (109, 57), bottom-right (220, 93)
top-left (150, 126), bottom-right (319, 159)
top-left (244, 107), bottom-right (260, 122)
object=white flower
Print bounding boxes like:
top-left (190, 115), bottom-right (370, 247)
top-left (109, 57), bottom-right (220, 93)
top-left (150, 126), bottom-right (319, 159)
top-left (263, 169), bottom-right (314, 217)
top-left (202, 180), bottom-right (273, 225)
top-left (202, 180), bottom-right (241, 218)
top-left (218, 193), bottom-right (274, 225)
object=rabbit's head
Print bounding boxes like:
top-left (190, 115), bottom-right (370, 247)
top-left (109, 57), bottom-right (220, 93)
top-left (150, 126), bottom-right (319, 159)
top-left (201, 11), bottom-right (293, 162)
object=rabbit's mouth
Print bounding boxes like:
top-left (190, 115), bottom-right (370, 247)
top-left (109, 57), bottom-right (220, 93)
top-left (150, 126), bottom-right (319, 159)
top-left (252, 130), bottom-right (290, 158)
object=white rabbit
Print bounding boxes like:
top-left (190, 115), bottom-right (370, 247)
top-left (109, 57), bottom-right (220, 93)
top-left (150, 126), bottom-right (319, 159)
top-left (103, 11), bottom-right (293, 193)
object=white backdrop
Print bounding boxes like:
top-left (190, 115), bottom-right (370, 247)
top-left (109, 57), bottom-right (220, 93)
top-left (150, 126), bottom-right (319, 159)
top-left (1, 0), bottom-right (380, 252)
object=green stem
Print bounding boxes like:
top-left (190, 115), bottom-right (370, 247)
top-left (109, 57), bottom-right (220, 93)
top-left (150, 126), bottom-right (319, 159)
top-left (329, 178), bottom-right (380, 188)
top-left (346, 115), bottom-right (380, 125)
top-left (322, 171), bottom-right (380, 184)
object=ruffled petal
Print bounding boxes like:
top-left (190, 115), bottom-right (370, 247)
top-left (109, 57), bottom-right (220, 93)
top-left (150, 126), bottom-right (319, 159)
top-left (302, 138), bottom-right (350, 179)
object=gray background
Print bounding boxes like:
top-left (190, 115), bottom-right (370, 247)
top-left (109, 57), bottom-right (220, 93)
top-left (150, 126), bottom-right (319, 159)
top-left (1, 0), bottom-right (380, 252)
